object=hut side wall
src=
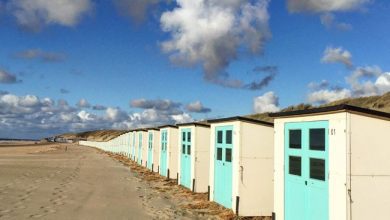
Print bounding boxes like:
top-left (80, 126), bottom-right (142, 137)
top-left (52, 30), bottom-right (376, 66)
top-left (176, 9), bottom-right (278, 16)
top-left (152, 130), bottom-right (160, 173)
top-left (167, 128), bottom-right (179, 179)
top-left (238, 121), bottom-right (274, 216)
top-left (350, 113), bottom-right (390, 220)
top-left (194, 126), bottom-right (210, 193)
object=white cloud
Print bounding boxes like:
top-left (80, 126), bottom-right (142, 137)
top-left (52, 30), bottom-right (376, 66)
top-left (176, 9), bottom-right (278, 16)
top-left (160, 0), bottom-right (271, 88)
top-left (375, 72), bottom-right (390, 94)
top-left (253, 91), bottom-right (280, 113)
top-left (14, 48), bottom-right (66, 62)
top-left (307, 88), bottom-right (351, 104)
top-left (171, 113), bottom-right (192, 124)
top-left (76, 98), bottom-right (91, 108)
top-left (347, 65), bottom-right (383, 96)
top-left (185, 101), bottom-right (211, 113)
top-left (7, 0), bottom-right (92, 31)
top-left (113, 0), bottom-right (159, 23)
top-left (105, 107), bottom-right (128, 122)
top-left (287, 0), bottom-right (369, 13)
top-left (321, 46), bottom-right (352, 67)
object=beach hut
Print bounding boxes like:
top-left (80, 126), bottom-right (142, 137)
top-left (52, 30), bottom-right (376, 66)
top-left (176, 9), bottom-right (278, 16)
top-left (134, 129), bottom-right (147, 165)
top-left (270, 104), bottom-right (390, 220)
top-left (208, 116), bottom-right (274, 217)
top-left (176, 122), bottom-right (210, 193)
top-left (158, 125), bottom-right (179, 179)
top-left (146, 128), bottom-right (160, 172)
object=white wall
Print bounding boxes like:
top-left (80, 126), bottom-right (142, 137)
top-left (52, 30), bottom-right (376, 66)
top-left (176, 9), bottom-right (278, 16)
top-left (151, 130), bottom-right (160, 173)
top-left (167, 127), bottom-right (178, 179)
top-left (194, 126), bottom-right (210, 193)
top-left (350, 113), bottom-right (390, 220)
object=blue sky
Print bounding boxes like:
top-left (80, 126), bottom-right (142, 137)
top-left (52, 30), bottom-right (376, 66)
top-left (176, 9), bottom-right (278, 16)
top-left (0, 0), bottom-right (389, 139)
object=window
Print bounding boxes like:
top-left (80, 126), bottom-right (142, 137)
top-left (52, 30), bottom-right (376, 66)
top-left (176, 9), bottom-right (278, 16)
top-left (289, 130), bottom-right (301, 149)
top-left (187, 132), bottom-right (191, 142)
top-left (217, 148), bottom-right (222, 160)
top-left (187, 145), bottom-right (191, 155)
top-left (289, 156), bottom-right (301, 176)
top-left (310, 128), bottom-right (326, 151)
top-left (310, 158), bottom-right (325, 181)
top-left (182, 132), bottom-right (186, 141)
top-left (226, 130), bottom-right (232, 144)
top-left (217, 131), bottom-right (223, 144)
top-left (182, 144), bottom-right (186, 154)
top-left (225, 148), bottom-right (232, 162)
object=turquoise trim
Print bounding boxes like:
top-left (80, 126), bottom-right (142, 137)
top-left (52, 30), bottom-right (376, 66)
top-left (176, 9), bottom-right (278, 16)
top-left (180, 128), bottom-right (192, 189)
top-left (160, 129), bottom-right (168, 177)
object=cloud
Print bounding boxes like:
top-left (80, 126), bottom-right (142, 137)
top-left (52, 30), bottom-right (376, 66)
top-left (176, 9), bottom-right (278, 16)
top-left (160, 0), bottom-right (271, 88)
top-left (320, 13), bottom-right (352, 31)
top-left (185, 101), bottom-right (211, 113)
top-left (60, 88), bottom-right (70, 94)
top-left (347, 65), bottom-right (386, 96)
top-left (76, 98), bottom-right (91, 108)
top-left (321, 46), bottom-right (353, 68)
top-left (287, 0), bottom-right (369, 13)
top-left (130, 98), bottom-right (181, 111)
top-left (253, 91), bottom-right (280, 113)
top-left (6, 0), bottom-right (93, 31)
top-left (0, 69), bottom-right (21, 84)
top-left (92, 104), bottom-right (107, 111)
top-left (307, 88), bottom-right (351, 104)
top-left (14, 49), bottom-right (66, 62)
top-left (0, 92), bottom-right (194, 139)
top-left (113, 0), bottom-right (160, 24)
top-left (307, 66), bottom-right (390, 104)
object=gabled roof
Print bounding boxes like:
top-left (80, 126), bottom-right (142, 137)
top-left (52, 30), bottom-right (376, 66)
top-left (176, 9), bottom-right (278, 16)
top-left (269, 104), bottom-right (390, 119)
top-left (207, 116), bottom-right (274, 127)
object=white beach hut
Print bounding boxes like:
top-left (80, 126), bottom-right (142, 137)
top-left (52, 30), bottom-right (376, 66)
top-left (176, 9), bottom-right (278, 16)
top-left (270, 104), bottom-right (390, 220)
top-left (176, 122), bottom-right (210, 193)
top-left (145, 128), bottom-right (160, 172)
top-left (208, 116), bottom-right (274, 217)
top-left (158, 125), bottom-right (179, 179)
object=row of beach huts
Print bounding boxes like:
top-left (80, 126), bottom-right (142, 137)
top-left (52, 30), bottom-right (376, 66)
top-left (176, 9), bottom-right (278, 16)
top-left (79, 104), bottom-right (390, 220)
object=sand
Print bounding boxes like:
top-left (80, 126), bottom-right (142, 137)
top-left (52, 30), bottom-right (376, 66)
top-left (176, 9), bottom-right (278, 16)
top-left (0, 142), bottom-right (268, 220)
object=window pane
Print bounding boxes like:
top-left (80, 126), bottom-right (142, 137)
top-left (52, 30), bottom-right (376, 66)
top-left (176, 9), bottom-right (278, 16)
top-left (217, 131), bottom-right (223, 144)
top-left (225, 148), bottom-right (232, 162)
top-left (187, 132), bottom-right (191, 142)
top-left (310, 128), bottom-right (326, 151)
top-left (187, 145), bottom-right (191, 155)
top-left (310, 158), bottom-right (325, 181)
top-left (182, 132), bottom-right (186, 141)
top-left (226, 130), bottom-right (232, 144)
top-left (289, 156), bottom-right (301, 176)
top-left (182, 144), bottom-right (186, 154)
top-left (217, 148), bottom-right (222, 160)
top-left (289, 130), bottom-right (301, 149)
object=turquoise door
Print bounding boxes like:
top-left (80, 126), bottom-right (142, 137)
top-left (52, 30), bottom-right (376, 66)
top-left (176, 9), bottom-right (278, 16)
top-left (285, 121), bottom-right (329, 220)
top-left (214, 126), bottom-right (233, 208)
top-left (138, 132), bottom-right (142, 165)
top-left (132, 133), bottom-right (136, 160)
top-left (180, 128), bottom-right (192, 189)
top-left (147, 132), bottom-right (153, 170)
top-left (160, 130), bottom-right (168, 177)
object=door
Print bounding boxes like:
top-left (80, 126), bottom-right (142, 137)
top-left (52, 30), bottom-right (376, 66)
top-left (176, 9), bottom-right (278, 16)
top-left (138, 132), bottom-right (142, 165)
top-left (214, 125), bottom-right (233, 209)
top-left (285, 121), bottom-right (329, 220)
top-left (147, 132), bottom-right (153, 170)
top-left (180, 128), bottom-right (192, 189)
top-left (160, 129), bottom-right (168, 177)
top-left (132, 133), bottom-right (136, 160)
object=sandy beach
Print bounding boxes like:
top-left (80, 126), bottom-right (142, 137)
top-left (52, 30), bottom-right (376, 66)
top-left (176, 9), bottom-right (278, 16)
top-left (0, 142), bottom-right (247, 220)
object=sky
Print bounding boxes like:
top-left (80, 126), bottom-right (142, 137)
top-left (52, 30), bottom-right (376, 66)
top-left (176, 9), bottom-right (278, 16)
top-left (0, 0), bottom-right (389, 139)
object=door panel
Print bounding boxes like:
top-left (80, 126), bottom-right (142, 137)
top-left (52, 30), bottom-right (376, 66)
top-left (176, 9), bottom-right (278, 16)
top-left (138, 132), bottom-right (142, 165)
top-left (214, 126), bottom-right (233, 209)
top-left (284, 121), bottom-right (329, 220)
top-left (160, 130), bottom-right (168, 177)
top-left (147, 132), bottom-right (153, 170)
top-left (180, 129), bottom-right (192, 189)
